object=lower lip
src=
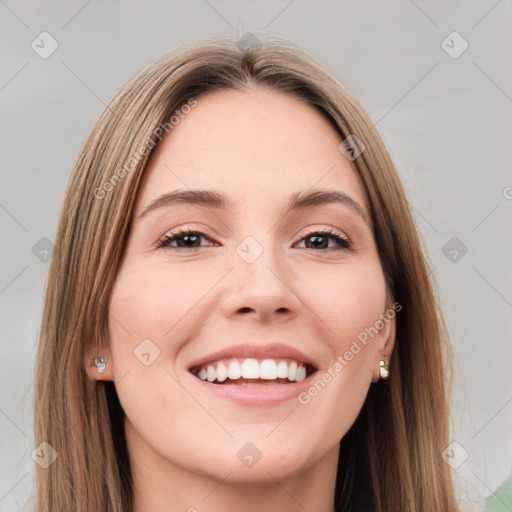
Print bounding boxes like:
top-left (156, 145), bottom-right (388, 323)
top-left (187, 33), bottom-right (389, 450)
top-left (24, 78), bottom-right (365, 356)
top-left (188, 372), bottom-right (317, 406)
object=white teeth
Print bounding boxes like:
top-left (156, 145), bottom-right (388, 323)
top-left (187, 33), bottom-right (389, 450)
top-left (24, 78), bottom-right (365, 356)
top-left (260, 359), bottom-right (277, 380)
top-left (194, 358), bottom-right (311, 384)
top-left (295, 365), bottom-right (306, 382)
top-left (228, 360), bottom-right (242, 380)
top-left (276, 361), bottom-right (288, 379)
top-left (216, 362), bottom-right (228, 382)
top-left (288, 361), bottom-right (297, 381)
top-left (241, 358), bottom-right (260, 379)
top-left (206, 365), bottom-right (216, 382)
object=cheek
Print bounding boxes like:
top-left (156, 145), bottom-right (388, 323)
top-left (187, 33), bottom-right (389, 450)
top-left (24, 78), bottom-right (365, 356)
top-left (291, 261), bottom-right (386, 436)
top-left (106, 266), bottom-right (203, 452)
top-left (107, 260), bottom-right (216, 341)
top-left (301, 261), bottom-right (388, 345)
top-left (105, 260), bottom-right (221, 409)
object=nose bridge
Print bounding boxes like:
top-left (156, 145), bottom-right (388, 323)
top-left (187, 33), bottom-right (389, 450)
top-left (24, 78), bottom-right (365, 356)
top-left (223, 228), bottom-right (299, 319)
top-left (236, 231), bottom-right (284, 288)
top-left (232, 208), bottom-right (279, 270)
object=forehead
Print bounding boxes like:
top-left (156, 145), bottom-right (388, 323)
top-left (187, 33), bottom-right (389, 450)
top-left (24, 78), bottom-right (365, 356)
top-left (134, 87), bottom-right (370, 218)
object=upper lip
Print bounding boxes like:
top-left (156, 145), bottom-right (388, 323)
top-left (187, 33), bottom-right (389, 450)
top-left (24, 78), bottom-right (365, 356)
top-left (187, 342), bottom-right (319, 372)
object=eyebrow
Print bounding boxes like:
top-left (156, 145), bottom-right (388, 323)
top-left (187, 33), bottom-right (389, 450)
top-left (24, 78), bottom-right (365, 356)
top-left (138, 188), bottom-right (370, 225)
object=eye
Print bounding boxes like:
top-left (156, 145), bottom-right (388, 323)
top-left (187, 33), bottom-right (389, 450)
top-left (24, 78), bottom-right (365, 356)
top-left (156, 228), bottom-right (217, 251)
top-left (294, 228), bottom-right (351, 250)
top-left (156, 227), bottom-right (351, 252)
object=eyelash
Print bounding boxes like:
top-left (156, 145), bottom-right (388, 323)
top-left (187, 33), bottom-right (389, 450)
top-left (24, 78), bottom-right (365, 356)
top-left (155, 227), bottom-right (351, 252)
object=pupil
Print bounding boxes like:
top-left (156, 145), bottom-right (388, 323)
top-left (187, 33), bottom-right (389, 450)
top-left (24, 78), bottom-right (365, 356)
top-left (178, 234), bottom-right (199, 247)
top-left (308, 235), bottom-right (327, 249)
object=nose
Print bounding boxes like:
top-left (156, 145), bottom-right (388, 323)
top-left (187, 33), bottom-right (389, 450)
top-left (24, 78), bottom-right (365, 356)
top-left (220, 236), bottom-right (301, 323)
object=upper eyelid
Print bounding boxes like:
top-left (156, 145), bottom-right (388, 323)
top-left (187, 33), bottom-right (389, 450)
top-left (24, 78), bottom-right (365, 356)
top-left (295, 226), bottom-right (349, 241)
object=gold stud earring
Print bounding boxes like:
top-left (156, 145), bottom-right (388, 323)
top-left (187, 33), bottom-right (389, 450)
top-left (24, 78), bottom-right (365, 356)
top-left (379, 358), bottom-right (389, 379)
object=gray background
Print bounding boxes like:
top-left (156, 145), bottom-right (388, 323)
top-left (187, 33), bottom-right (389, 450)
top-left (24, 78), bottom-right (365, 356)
top-left (1, 1), bottom-right (511, 510)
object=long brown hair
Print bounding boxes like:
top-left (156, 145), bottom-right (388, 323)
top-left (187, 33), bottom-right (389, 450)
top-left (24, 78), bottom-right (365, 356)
top-left (34, 36), bottom-right (460, 511)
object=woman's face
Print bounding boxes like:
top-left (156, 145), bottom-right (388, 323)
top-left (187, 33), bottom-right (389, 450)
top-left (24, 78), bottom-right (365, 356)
top-left (98, 87), bottom-right (395, 487)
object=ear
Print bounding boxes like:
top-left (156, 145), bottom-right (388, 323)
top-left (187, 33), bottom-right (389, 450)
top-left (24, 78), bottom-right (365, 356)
top-left (84, 339), bottom-right (114, 382)
top-left (370, 300), bottom-right (398, 383)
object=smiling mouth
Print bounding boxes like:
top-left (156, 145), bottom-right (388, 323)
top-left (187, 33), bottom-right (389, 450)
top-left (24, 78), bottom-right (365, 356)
top-left (189, 357), bottom-right (317, 385)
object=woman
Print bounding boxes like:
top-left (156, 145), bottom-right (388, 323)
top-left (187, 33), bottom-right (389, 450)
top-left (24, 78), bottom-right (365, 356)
top-left (34, 37), bottom-right (460, 511)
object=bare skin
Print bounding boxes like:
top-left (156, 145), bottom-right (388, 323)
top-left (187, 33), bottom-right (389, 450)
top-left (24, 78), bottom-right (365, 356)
top-left (85, 86), bottom-right (395, 512)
